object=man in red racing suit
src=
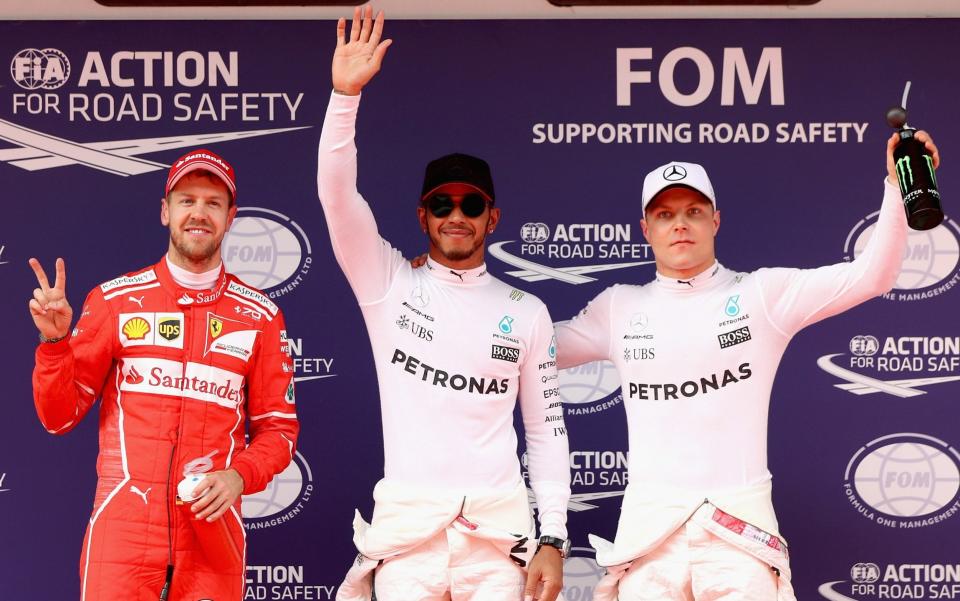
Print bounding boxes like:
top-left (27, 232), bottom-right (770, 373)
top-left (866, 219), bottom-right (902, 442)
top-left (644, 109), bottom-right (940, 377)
top-left (29, 149), bottom-right (299, 601)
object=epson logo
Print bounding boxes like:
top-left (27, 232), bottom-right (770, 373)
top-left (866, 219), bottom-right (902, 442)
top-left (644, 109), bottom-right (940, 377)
top-left (718, 326), bottom-right (751, 349)
top-left (492, 345), bottom-right (520, 363)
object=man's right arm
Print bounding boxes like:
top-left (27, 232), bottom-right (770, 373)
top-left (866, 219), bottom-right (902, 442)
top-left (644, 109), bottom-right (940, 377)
top-left (33, 287), bottom-right (113, 434)
top-left (317, 91), bottom-right (404, 303)
top-left (553, 285), bottom-right (617, 370)
top-left (316, 8), bottom-right (398, 304)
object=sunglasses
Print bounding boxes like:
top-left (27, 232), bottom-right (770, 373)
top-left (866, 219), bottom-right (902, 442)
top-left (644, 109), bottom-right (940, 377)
top-left (423, 193), bottom-right (490, 218)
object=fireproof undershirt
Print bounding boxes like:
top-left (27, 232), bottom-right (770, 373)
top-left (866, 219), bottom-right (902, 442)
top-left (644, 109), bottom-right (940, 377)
top-left (317, 91), bottom-right (570, 538)
top-left (165, 255), bottom-right (220, 290)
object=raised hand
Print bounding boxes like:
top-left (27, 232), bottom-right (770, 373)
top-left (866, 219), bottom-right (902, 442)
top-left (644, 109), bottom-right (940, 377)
top-left (887, 130), bottom-right (939, 185)
top-left (332, 5), bottom-right (392, 96)
top-left (28, 257), bottom-right (73, 340)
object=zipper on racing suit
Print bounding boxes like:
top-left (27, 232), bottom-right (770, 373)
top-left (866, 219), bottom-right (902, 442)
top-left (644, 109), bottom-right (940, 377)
top-left (161, 300), bottom-right (195, 599)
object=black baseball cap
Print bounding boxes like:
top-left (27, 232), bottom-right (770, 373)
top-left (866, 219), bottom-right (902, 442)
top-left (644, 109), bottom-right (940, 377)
top-left (420, 153), bottom-right (495, 203)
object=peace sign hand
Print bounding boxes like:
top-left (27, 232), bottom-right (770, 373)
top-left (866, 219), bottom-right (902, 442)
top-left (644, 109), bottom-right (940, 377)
top-left (28, 257), bottom-right (73, 340)
top-left (332, 5), bottom-right (393, 96)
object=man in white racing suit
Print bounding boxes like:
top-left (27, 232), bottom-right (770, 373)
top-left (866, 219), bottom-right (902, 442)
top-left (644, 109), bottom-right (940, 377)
top-left (555, 132), bottom-right (939, 600)
top-left (317, 8), bottom-right (571, 601)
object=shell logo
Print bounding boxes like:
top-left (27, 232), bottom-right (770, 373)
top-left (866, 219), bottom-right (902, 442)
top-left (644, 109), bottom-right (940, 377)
top-left (122, 317), bottom-right (151, 340)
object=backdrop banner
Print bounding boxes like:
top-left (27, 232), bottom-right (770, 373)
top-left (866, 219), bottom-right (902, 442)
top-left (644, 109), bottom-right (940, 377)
top-left (1, 19), bottom-right (957, 601)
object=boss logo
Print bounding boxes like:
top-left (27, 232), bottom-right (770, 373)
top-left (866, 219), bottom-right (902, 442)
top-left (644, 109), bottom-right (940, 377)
top-left (491, 345), bottom-right (521, 363)
top-left (718, 326), bottom-right (751, 349)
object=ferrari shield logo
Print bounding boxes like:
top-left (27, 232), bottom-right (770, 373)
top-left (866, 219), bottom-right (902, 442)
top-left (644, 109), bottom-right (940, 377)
top-left (209, 317), bottom-right (224, 339)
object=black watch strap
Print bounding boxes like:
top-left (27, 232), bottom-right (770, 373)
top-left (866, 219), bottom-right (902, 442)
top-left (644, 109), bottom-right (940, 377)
top-left (537, 535), bottom-right (570, 558)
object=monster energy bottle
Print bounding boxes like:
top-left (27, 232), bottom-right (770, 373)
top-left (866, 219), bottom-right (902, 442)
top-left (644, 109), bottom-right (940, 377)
top-left (886, 105), bottom-right (943, 231)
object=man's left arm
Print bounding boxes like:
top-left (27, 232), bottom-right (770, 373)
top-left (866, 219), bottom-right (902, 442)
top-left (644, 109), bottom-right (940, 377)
top-left (519, 304), bottom-right (570, 601)
top-left (757, 131), bottom-right (938, 336)
top-left (191, 311), bottom-right (300, 521)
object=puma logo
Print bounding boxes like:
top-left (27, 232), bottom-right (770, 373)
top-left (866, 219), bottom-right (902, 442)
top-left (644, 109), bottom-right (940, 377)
top-left (130, 485), bottom-right (151, 504)
top-left (129, 296), bottom-right (145, 308)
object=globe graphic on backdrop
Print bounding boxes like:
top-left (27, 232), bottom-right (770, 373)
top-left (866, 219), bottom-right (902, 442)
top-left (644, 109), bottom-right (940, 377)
top-left (853, 221), bottom-right (959, 290)
top-left (854, 441), bottom-right (960, 517)
top-left (242, 457), bottom-right (305, 519)
top-left (562, 548), bottom-right (606, 601)
top-left (223, 212), bottom-right (303, 290)
top-left (559, 360), bottom-right (621, 406)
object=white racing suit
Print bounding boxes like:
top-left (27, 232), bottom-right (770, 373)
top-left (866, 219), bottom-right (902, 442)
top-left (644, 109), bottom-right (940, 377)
top-left (336, 480), bottom-right (541, 601)
top-left (318, 90), bottom-right (571, 600)
top-left (556, 178), bottom-right (907, 600)
top-left (590, 482), bottom-right (793, 601)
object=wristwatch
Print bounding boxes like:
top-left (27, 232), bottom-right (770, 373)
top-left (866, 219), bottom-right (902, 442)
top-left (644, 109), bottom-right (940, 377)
top-left (39, 332), bottom-right (67, 344)
top-left (536, 535), bottom-right (571, 559)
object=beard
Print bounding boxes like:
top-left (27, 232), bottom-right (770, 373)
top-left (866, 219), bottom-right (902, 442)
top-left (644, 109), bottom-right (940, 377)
top-left (428, 229), bottom-right (486, 262)
top-left (169, 230), bottom-right (222, 265)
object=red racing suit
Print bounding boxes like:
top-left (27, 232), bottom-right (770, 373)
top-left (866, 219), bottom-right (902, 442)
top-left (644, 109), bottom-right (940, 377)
top-left (32, 257), bottom-right (299, 601)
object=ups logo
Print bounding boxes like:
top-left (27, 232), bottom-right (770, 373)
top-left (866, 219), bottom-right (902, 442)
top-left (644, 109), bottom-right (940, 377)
top-left (158, 318), bottom-right (182, 341)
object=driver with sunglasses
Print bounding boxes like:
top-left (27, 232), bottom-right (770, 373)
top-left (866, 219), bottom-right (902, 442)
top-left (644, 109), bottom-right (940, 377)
top-left (316, 8), bottom-right (571, 601)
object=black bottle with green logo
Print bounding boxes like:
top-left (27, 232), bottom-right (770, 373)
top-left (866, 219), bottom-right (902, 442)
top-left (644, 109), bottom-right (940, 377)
top-left (887, 106), bottom-right (943, 231)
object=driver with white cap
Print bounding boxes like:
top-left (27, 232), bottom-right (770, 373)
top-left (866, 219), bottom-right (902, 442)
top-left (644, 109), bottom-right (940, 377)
top-left (554, 131), bottom-right (939, 601)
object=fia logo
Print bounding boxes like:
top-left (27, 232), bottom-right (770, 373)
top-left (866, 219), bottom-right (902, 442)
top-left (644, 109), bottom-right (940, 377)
top-left (0, 472), bottom-right (9, 492)
top-left (724, 295), bottom-right (741, 317)
top-left (0, 245), bottom-right (7, 265)
top-left (11, 48), bottom-right (71, 90)
top-left (499, 315), bottom-right (515, 334)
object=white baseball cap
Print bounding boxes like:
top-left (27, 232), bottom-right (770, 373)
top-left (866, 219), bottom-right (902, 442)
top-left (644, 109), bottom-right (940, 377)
top-left (641, 161), bottom-right (716, 212)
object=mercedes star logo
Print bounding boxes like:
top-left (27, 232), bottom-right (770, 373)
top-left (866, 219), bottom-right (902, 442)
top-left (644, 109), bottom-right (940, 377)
top-left (663, 165), bottom-right (687, 181)
top-left (411, 286), bottom-right (430, 307)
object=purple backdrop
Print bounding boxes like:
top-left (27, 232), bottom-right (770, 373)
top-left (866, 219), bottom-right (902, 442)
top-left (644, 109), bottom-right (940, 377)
top-left (1, 19), bottom-right (958, 601)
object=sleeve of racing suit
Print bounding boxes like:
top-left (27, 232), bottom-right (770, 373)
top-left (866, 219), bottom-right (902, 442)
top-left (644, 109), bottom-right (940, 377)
top-left (553, 285), bottom-right (617, 370)
top-left (756, 179), bottom-right (908, 338)
top-left (32, 287), bottom-right (115, 435)
top-left (520, 304), bottom-right (571, 540)
top-left (231, 310), bottom-right (300, 495)
top-left (317, 90), bottom-right (407, 305)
